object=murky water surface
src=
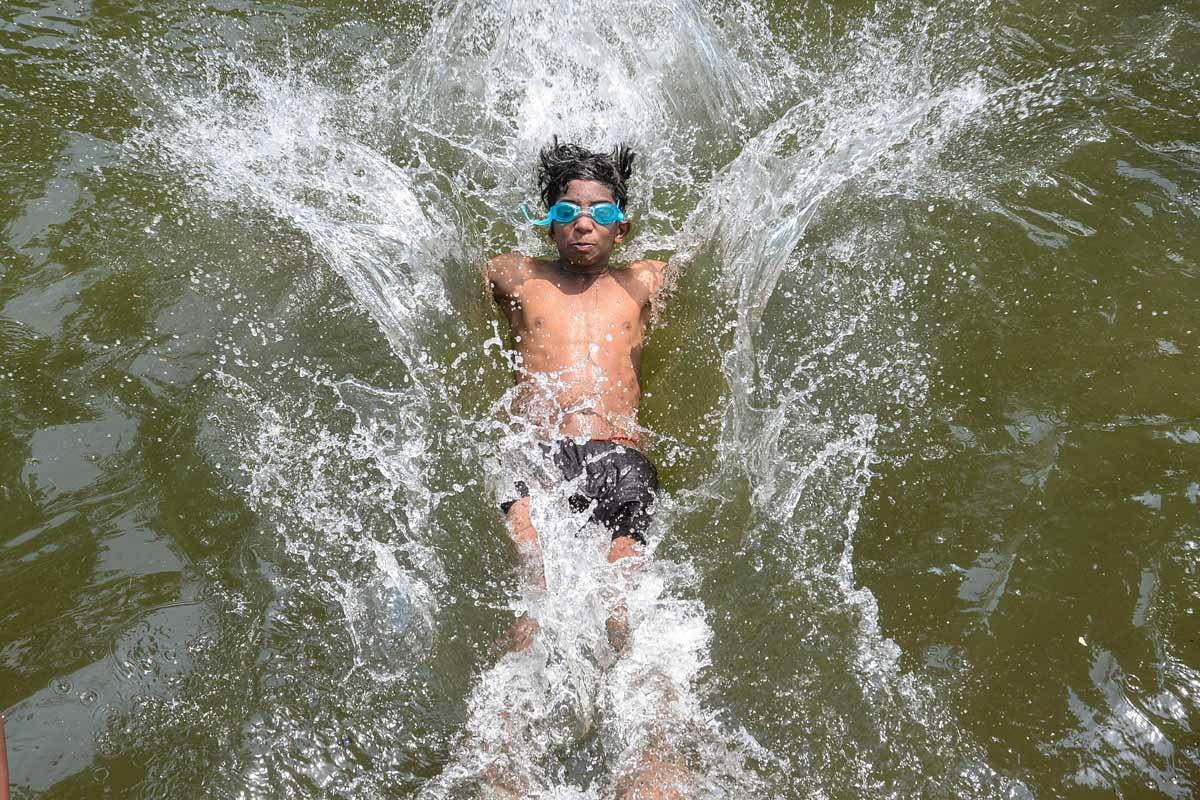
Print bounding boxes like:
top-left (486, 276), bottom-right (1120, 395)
top-left (2, 0), bottom-right (1198, 797)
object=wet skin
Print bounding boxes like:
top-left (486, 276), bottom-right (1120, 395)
top-left (486, 179), bottom-right (666, 449)
top-left (485, 178), bottom-right (677, 799)
top-left (485, 178), bottom-right (665, 624)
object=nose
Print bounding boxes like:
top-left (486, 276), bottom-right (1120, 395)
top-left (572, 210), bottom-right (596, 231)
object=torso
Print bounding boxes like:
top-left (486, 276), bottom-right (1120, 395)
top-left (487, 253), bottom-right (665, 448)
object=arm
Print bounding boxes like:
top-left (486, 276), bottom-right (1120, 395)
top-left (483, 251), bottom-right (527, 306)
top-left (633, 259), bottom-right (672, 325)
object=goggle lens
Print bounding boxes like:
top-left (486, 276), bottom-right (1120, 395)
top-left (544, 202), bottom-right (624, 226)
top-left (590, 204), bottom-right (621, 225)
top-left (550, 203), bottom-right (581, 223)
top-left (519, 201), bottom-right (627, 227)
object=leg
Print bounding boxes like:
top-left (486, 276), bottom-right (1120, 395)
top-left (497, 497), bottom-right (544, 653)
top-left (505, 496), bottom-right (545, 588)
top-left (607, 534), bottom-right (642, 563)
top-left (605, 535), bottom-right (642, 653)
top-left (474, 499), bottom-right (548, 795)
top-left (587, 444), bottom-right (657, 654)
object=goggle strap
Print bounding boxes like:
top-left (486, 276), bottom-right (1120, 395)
top-left (519, 202), bottom-right (552, 227)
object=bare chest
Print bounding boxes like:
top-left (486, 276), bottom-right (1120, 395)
top-left (508, 277), bottom-right (646, 341)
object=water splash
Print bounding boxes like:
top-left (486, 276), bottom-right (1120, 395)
top-left (126, 0), bottom-right (1032, 796)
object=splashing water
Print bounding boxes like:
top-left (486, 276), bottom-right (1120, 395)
top-left (117, 0), bottom-right (1048, 796)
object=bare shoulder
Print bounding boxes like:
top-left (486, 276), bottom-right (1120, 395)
top-left (625, 258), bottom-right (668, 295)
top-left (623, 258), bottom-right (674, 323)
top-left (485, 251), bottom-right (531, 281)
top-left (484, 252), bottom-right (536, 298)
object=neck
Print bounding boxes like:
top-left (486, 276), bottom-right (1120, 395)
top-left (558, 259), bottom-right (609, 276)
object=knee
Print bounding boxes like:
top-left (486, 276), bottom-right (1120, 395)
top-left (607, 535), bottom-right (642, 563)
top-left (505, 497), bottom-right (538, 547)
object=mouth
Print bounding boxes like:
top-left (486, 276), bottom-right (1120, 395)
top-left (570, 242), bottom-right (595, 251)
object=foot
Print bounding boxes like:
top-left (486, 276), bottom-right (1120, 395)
top-left (480, 761), bottom-right (526, 799)
top-left (497, 613), bottom-right (540, 653)
top-left (606, 602), bottom-right (630, 653)
top-left (616, 755), bottom-right (689, 800)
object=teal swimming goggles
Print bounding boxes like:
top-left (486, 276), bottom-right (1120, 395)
top-left (519, 201), bottom-right (626, 227)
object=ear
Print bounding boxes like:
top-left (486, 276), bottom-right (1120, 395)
top-left (612, 221), bottom-right (631, 244)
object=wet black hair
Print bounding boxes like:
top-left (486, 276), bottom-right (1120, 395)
top-left (537, 137), bottom-right (636, 210)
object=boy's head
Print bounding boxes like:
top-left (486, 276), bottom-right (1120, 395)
top-left (537, 138), bottom-right (636, 210)
top-left (536, 139), bottom-right (637, 271)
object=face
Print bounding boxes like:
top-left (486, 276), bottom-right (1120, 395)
top-left (547, 179), bottom-right (631, 271)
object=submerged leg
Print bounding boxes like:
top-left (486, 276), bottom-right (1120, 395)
top-left (430, 501), bottom-right (553, 798)
top-left (497, 496), bottom-right (544, 653)
top-left (504, 496), bottom-right (545, 587)
top-left (605, 535), bottom-right (642, 653)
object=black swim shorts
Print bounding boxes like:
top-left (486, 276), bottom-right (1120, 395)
top-left (500, 440), bottom-right (659, 544)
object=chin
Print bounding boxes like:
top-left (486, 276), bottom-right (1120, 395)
top-left (563, 250), bottom-right (609, 269)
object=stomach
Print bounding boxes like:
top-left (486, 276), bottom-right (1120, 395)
top-left (509, 372), bottom-right (644, 447)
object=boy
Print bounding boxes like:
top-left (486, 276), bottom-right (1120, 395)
top-left (486, 140), bottom-right (667, 607)
top-left (483, 140), bottom-right (685, 799)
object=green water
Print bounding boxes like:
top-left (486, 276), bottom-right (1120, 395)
top-left (1, 0), bottom-right (1198, 797)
